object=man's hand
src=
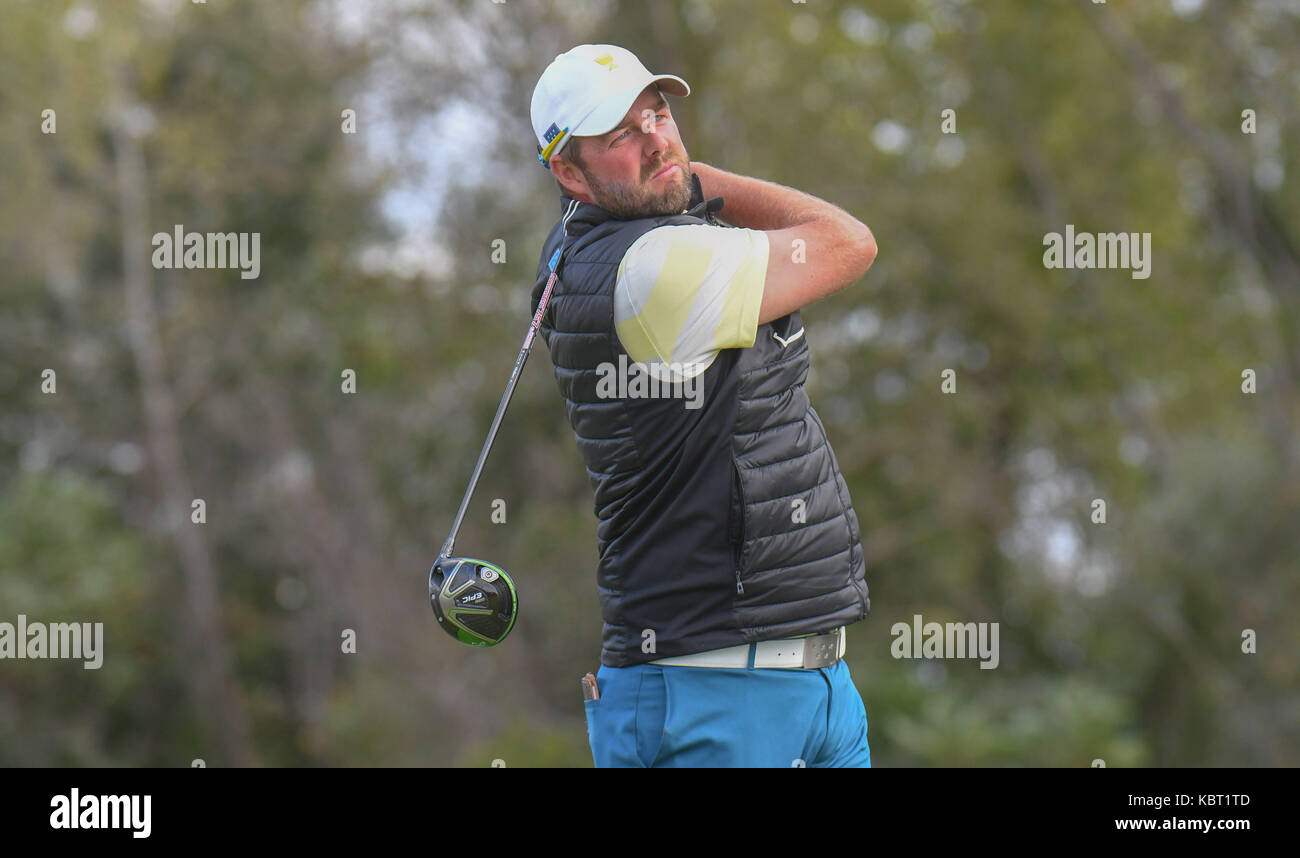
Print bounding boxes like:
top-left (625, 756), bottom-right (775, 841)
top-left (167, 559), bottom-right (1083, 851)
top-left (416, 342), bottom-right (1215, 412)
top-left (691, 162), bottom-right (877, 325)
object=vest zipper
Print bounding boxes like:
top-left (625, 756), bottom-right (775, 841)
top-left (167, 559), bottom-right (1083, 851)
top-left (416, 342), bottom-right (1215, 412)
top-left (732, 458), bottom-right (746, 595)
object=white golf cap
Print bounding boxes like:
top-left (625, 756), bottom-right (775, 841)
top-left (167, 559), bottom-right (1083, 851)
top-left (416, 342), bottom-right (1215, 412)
top-left (531, 44), bottom-right (689, 170)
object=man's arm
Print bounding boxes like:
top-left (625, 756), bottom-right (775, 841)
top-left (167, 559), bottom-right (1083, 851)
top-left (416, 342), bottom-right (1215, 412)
top-left (691, 162), bottom-right (877, 326)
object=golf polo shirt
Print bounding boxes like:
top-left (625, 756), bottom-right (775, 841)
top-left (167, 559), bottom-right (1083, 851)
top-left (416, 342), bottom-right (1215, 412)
top-left (613, 224), bottom-right (770, 376)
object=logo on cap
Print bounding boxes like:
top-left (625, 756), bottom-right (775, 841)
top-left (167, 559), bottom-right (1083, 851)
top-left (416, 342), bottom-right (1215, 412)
top-left (594, 53), bottom-right (617, 71)
top-left (544, 123), bottom-right (561, 143)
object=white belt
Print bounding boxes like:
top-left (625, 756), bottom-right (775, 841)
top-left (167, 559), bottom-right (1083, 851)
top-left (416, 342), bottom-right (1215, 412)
top-left (650, 627), bottom-right (846, 669)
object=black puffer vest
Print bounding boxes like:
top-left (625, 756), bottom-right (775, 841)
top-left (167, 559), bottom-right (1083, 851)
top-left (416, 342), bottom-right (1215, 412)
top-left (531, 174), bottom-right (869, 667)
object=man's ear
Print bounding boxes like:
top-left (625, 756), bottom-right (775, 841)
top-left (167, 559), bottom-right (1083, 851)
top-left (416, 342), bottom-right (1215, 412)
top-left (551, 151), bottom-right (591, 200)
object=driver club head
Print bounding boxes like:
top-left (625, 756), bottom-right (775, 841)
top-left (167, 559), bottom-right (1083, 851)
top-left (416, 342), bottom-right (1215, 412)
top-left (429, 556), bottom-right (518, 647)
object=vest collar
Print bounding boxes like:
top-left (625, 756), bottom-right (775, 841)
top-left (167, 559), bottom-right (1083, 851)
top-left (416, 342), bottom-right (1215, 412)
top-left (557, 171), bottom-right (725, 236)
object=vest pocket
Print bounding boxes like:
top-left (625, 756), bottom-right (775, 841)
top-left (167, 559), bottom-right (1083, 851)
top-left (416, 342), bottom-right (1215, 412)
top-left (729, 458), bottom-right (746, 594)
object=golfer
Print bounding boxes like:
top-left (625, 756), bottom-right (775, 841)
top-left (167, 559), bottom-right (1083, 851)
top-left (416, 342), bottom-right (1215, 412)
top-left (529, 44), bottom-right (877, 767)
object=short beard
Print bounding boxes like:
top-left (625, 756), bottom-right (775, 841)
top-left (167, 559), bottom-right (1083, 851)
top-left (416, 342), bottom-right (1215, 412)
top-left (580, 155), bottom-right (693, 220)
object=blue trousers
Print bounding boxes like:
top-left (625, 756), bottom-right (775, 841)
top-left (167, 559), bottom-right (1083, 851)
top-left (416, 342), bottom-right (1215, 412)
top-left (583, 658), bottom-right (870, 767)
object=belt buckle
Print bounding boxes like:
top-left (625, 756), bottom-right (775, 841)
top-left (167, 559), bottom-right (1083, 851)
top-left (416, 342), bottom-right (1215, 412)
top-left (801, 628), bottom-right (842, 668)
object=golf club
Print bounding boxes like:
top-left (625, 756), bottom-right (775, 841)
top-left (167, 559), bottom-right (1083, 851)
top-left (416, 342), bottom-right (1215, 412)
top-left (430, 202), bottom-right (579, 647)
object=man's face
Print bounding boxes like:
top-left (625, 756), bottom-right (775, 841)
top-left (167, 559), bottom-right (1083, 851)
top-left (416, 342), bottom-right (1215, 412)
top-left (553, 85), bottom-right (693, 219)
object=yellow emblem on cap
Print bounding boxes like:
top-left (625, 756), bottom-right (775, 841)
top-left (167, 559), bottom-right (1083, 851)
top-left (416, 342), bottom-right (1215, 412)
top-left (594, 53), bottom-right (617, 71)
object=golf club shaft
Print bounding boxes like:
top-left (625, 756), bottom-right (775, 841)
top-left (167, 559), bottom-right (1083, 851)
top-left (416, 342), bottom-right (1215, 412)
top-left (440, 269), bottom-right (559, 559)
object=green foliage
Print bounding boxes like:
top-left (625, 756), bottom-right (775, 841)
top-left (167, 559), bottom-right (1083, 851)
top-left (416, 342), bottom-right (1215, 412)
top-left (0, 471), bottom-right (195, 765)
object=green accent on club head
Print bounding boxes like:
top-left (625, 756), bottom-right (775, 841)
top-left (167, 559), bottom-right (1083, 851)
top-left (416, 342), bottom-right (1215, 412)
top-left (456, 627), bottom-right (492, 647)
